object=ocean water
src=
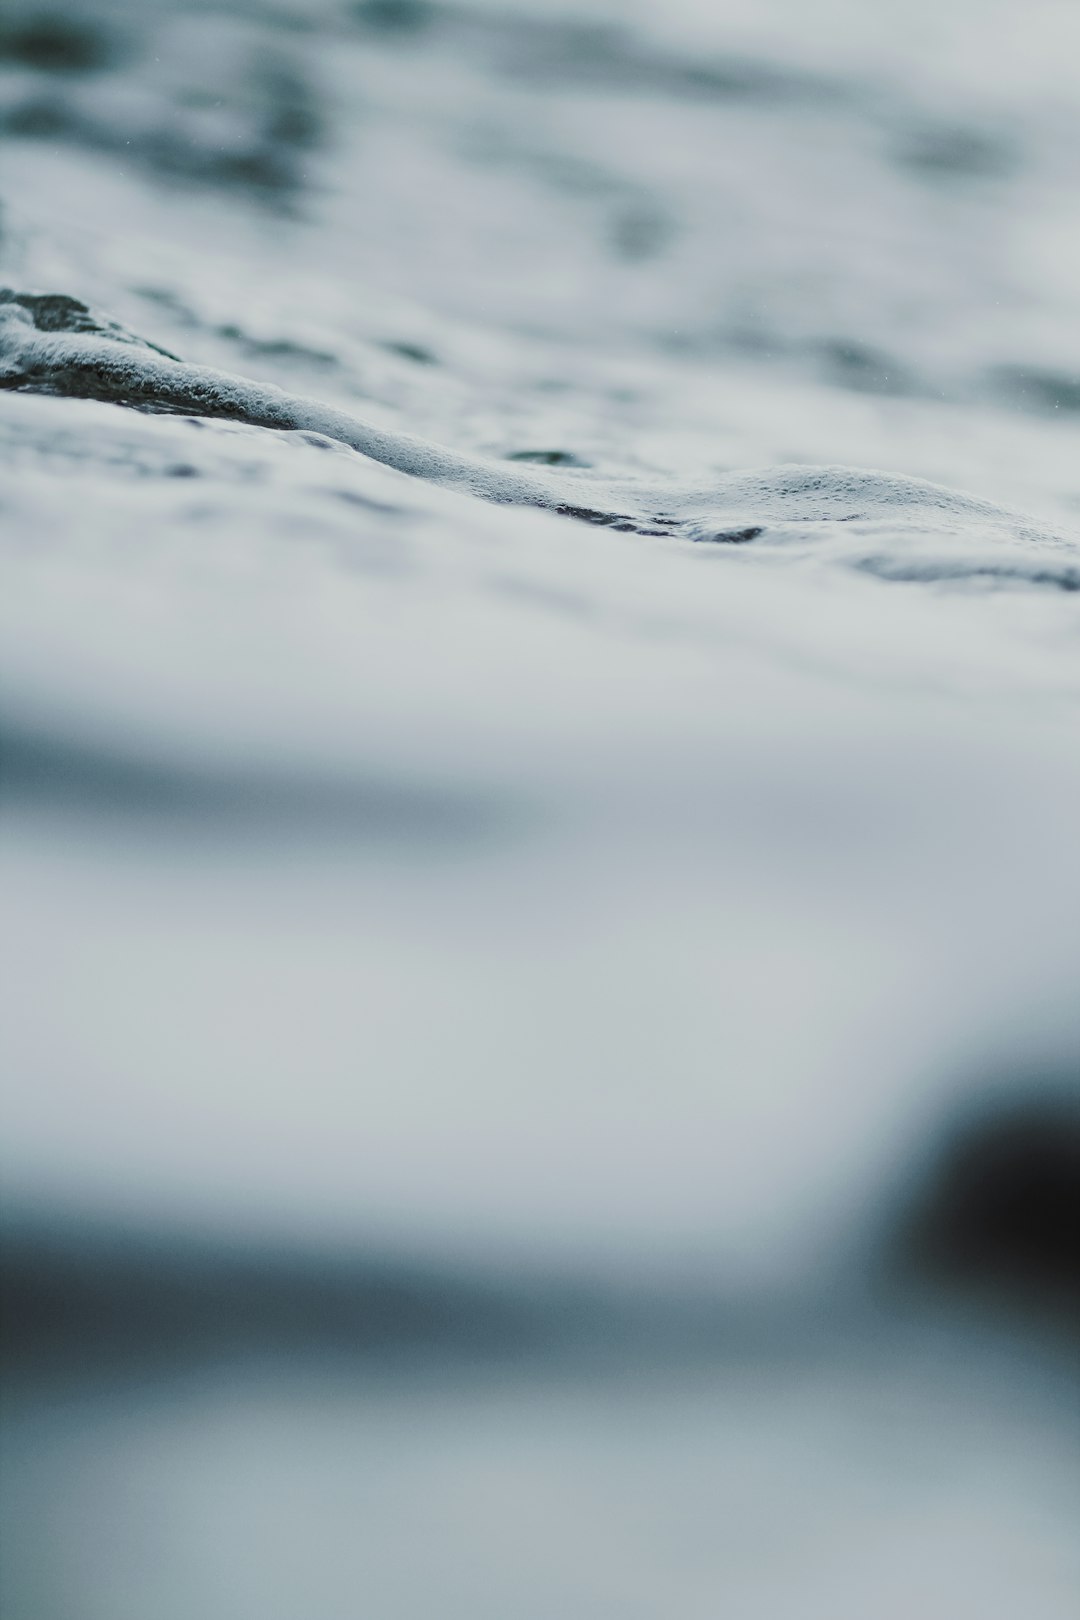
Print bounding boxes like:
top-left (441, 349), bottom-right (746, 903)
top-left (1, 2), bottom-right (1079, 1616)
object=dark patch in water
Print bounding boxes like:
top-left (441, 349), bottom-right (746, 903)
top-left (258, 60), bottom-right (324, 151)
top-left (382, 339), bottom-right (438, 364)
top-left (610, 203), bottom-right (671, 263)
top-left (993, 365), bottom-right (1080, 416)
top-left (333, 486), bottom-right (405, 515)
top-left (0, 1208), bottom-right (815, 1384)
top-left (0, 39), bottom-right (323, 202)
top-left (819, 339), bottom-right (912, 397)
top-left (486, 15), bottom-right (834, 108)
top-left (0, 10), bottom-right (114, 73)
top-left (891, 1090), bottom-right (1080, 1325)
top-left (0, 1213), bottom-right (539, 1377)
top-left (349, 1), bottom-right (826, 111)
top-left (508, 449), bottom-right (590, 467)
top-left (693, 526), bottom-right (764, 545)
top-left (555, 503), bottom-right (630, 526)
top-left (217, 323), bottom-right (339, 370)
top-left (552, 502), bottom-right (668, 536)
top-left (858, 557), bottom-right (1080, 592)
top-left (133, 286), bottom-right (201, 327)
top-left (0, 718), bottom-right (521, 847)
top-left (351, 0), bottom-right (438, 35)
top-left (893, 124), bottom-right (1017, 181)
top-left (1, 94), bottom-right (67, 136)
top-left (166, 142), bottom-right (292, 194)
top-left (678, 57), bottom-right (819, 101)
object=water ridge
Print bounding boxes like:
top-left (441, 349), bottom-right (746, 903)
top-left (2, 288), bottom-right (1075, 565)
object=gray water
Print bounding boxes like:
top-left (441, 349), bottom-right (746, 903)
top-left (1, 2), bottom-right (1079, 1615)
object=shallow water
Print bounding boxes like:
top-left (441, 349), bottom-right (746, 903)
top-left (4, 1326), bottom-right (1078, 1620)
top-left (1, 2), bottom-right (1079, 1614)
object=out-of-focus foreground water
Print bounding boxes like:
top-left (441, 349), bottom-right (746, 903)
top-left (1, 2), bottom-right (1078, 1616)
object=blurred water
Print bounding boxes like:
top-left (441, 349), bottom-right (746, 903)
top-left (3, 1334), bottom-right (1078, 1620)
top-left (1, 1), bottom-right (1079, 1614)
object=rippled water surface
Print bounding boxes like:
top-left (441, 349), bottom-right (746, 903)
top-left (1, 2), bottom-right (1079, 1616)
